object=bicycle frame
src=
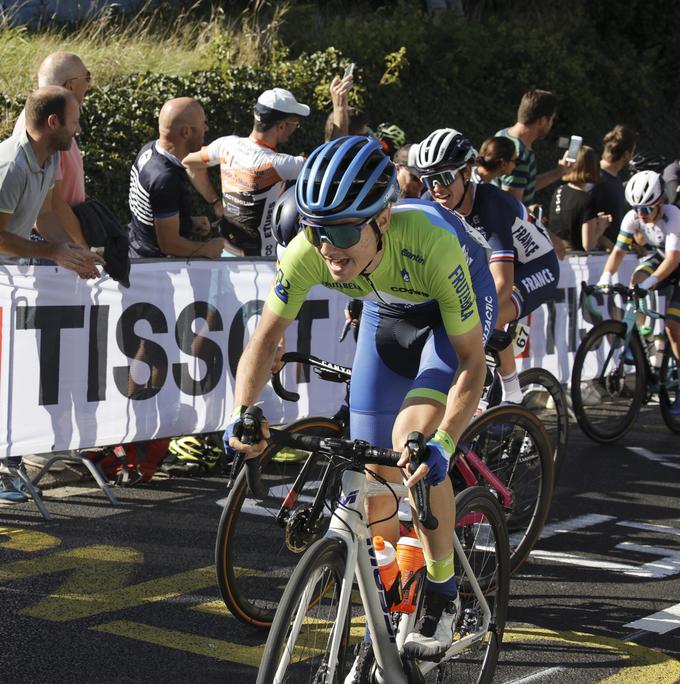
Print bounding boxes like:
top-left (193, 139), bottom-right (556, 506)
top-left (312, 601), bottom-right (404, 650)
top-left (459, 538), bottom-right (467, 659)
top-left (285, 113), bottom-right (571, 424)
top-left (276, 468), bottom-right (494, 684)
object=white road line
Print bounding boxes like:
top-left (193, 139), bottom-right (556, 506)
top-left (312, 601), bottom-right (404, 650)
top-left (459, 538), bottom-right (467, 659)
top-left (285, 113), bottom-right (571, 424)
top-left (503, 667), bottom-right (566, 683)
top-left (628, 446), bottom-right (680, 470)
top-left (528, 549), bottom-right (635, 571)
top-left (617, 520), bottom-right (680, 537)
top-left (624, 602), bottom-right (680, 634)
top-left (538, 513), bottom-right (615, 540)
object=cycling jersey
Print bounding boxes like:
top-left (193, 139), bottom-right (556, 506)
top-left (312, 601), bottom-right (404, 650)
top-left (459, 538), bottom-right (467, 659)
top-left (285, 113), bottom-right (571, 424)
top-left (633, 253), bottom-right (680, 324)
top-left (200, 136), bottom-right (305, 257)
top-left (266, 201), bottom-right (496, 449)
top-left (267, 203), bottom-right (482, 338)
top-left (615, 205), bottom-right (680, 257)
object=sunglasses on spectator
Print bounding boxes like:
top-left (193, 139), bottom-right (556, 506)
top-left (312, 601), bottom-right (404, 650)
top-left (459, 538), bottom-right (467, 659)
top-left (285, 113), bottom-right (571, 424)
top-left (420, 169), bottom-right (460, 191)
top-left (635, 205), bottom-right (656, 215)
top-left (65, 71), bottom-right (91, 84)
top-left (302, 216), bottom-right (377, 249)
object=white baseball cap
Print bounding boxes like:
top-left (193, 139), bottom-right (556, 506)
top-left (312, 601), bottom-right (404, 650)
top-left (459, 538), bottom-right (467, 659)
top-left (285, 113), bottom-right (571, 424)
top-left (254, 87), bottom-right (310, 122)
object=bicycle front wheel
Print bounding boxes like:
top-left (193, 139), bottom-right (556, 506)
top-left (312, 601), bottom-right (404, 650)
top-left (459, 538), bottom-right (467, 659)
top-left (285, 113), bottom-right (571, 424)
top-left (437, 487), bottom-right (510, 684)
top-left (571, 321), bottom-right (646, 443)
top-left (519, 367), bottom-right (570, 482)
top-left (215, 416), bottom-right (343, 628)
top-left (456, 405), bottom-right (554, 574)
top-left (659, 345), bottom-right (680, 433)
top-left (257, 537), bottom-right (352, 684)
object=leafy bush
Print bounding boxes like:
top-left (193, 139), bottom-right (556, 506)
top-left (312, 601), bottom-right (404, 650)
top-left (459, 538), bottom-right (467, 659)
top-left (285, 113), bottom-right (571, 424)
top-left (2, 0), bottom-right (680, 221)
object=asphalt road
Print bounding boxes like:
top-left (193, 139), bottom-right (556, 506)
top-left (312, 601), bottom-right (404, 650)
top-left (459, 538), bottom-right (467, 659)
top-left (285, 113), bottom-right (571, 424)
top-left (1, 402), bottom-right (679, 684)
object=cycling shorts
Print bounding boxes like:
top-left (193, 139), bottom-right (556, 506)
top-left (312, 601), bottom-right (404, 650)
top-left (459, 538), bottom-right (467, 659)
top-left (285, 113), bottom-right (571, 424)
top-left (634, 253), bottom-right (680, 323)
top-left (510, 250), bottom-right (560, 319)
top-left (349, 287), bottom-right (498, 450)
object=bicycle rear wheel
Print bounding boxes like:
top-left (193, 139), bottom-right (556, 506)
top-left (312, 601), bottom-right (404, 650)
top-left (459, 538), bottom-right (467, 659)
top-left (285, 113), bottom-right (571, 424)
top-left (215, 417), bottom-right (343, 628)
top-left (659, 345), bottom-right (680, 433)
top-left (519, 368), bottom-right (570, 482)
top-left (571, 321), bottom-right (646, 443)
top-left (434, 487), bottom-right (510, 684)
top-left (455, 405), bottom-right (554, 574)
top-left (256, 538), bottom-right (352, 684)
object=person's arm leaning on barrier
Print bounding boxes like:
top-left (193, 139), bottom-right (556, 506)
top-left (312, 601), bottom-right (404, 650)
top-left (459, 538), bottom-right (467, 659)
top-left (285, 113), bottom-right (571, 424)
top-left (37, 184), bottom-right (89, 248)
top-left (0, 208), bottom-right (102, 278)
top-left (582, 212), bottom-right (612, 252)
top-left (154, 212), bottom-right (224, 259)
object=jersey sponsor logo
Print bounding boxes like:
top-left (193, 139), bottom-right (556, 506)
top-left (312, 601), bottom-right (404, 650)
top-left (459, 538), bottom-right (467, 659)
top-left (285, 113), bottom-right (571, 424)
top-left (521, 267), bottom-right (556, 293)
top-left (390, 286), bottom-right (429, 296)
top-left (274, 267), bottom-right (291, 304)
top-left (401, 268), bottom-right (410, 282)
top-left (322, 281), bottom-right (362, 291)
top-left (448, 265), bottom-right (475, 321)
top-left (482, 294), bottom-right (495, 341)
top-left (400, 248), bottom-right (426, 264)
top-left (511, 217), bottom-right (553, 263)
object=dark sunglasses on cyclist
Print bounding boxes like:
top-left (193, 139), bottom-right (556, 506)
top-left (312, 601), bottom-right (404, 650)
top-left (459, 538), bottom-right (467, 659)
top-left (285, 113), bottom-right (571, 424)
top-left (635, 205), bottom-right (655, 215)
top-left (302, 217), bottom-right (375, 249)
top-left (420, 169), bottom-right (459, 191)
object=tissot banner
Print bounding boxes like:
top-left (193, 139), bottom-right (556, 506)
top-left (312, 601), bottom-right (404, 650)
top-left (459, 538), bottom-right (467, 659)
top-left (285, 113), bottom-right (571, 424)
top-left (0, 254), bottom-right (638, 456)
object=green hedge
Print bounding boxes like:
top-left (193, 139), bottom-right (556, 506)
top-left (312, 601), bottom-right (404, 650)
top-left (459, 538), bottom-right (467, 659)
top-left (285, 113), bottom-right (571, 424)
top-left (1, 0), bottom-right (678, 221)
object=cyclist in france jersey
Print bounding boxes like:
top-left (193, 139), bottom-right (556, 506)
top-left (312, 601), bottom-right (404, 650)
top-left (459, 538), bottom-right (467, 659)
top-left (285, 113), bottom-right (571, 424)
top-left (415, 128), bottom-right (560, 404)
top-left (227, 135), bottom-right (492, 660)
top-left (598, 170), bottom-right (680, 413)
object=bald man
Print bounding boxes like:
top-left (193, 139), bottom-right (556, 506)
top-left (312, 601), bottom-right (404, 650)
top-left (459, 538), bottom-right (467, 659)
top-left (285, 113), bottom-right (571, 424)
top-left (127, 97), bottom-right (224, 258)
top-left (13, 51), bottom-right (92, 246)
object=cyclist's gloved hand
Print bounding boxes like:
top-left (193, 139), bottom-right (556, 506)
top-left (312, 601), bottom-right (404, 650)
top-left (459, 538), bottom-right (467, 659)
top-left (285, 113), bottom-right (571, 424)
top-left (424, 429), bottom-right (456, 487)
top-left (597, 272), bottom-right (613, 288)
top-left (223, 406), bottom-right (246, 460)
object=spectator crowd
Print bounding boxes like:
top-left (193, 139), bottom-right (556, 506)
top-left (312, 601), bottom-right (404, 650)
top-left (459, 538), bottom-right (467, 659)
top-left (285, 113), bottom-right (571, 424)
top-left (1, 51), bottom-right (679, 504)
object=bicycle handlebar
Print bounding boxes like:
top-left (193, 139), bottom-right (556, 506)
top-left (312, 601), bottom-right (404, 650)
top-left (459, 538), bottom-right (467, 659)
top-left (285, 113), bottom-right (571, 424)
top-left (236, 418), bottom-right (438, 531)
top-left (581, 281), bottom-right (664, 320)
top-left (271, 352), bottom-right (352, 404)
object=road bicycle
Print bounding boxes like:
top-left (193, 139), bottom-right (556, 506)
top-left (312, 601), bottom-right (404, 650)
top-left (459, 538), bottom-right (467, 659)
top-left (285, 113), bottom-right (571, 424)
top-left (215, 352), bottom-right (553, 628)
top-left (252, 418), bottom-right (510, 684)
top-left (571, 282), bottom-right (680, 443)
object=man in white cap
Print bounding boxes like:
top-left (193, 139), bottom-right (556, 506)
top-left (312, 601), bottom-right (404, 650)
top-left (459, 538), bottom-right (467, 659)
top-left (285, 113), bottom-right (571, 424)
top-left (184, 78), bottom-right (351, 257)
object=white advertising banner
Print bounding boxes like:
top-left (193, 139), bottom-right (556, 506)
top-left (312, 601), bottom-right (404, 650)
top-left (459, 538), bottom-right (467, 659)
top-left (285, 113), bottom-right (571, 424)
top-left (0, 260), bottom-right (355, 457)
top-left (0, 253), bottom-right (639, 456)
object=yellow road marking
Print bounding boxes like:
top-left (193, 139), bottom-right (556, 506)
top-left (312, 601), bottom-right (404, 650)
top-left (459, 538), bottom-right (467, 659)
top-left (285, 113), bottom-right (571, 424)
top-left (0, 544), bottom-right (215, 621)
top-left (93, 620), bottom-right (264, 667)
top-left (193, 600), bottom-right (231, 616)
top-left (505, 627), bottom-right (680, 683)
top-left (0, 527), bottom-right (61, 552)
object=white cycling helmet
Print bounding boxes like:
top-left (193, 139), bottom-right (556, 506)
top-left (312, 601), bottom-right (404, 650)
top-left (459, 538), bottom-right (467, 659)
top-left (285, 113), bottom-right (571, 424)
top-left (625, 170), bottom-right (665, 208)
top-left (414, 128), bottom-right (476, 175)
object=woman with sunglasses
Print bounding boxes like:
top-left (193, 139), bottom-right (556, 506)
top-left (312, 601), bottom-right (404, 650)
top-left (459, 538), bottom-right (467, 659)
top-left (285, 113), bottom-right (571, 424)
top-left (415, 128), bottom-right (559, 406)
top-left (226, 134), bottom-right (499, 660)
top-left (598, 170), bottom-right (680, 411)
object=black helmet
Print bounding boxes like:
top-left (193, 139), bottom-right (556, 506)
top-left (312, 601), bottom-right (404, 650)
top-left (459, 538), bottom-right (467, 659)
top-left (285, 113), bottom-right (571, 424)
top-left (272, 186), bottom-right (301, 247)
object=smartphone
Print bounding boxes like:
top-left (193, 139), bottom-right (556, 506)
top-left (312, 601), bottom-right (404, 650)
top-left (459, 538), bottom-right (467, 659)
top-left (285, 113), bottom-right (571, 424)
top-left (343, 63), bottom-right (355, 79)
top-left (566, 135), bottom-right (583, 163)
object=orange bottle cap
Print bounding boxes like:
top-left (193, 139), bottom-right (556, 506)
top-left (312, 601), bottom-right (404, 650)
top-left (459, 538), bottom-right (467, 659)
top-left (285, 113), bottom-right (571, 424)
top-left (373, 536), bottom-right (385, 551)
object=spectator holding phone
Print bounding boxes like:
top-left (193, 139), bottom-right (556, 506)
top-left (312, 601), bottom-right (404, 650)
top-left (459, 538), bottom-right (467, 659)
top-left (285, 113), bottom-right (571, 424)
top-left (493, 89), bottom-right (572, 206)
top-left (548, 145), bottom-right (611, 252)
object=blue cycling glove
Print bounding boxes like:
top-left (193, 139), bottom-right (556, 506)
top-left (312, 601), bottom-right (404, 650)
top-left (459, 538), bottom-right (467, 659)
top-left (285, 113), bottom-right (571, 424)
top-left (424, 429), bottom-right (456, 486)
top-left (223, 406), bottom-right (246, 460)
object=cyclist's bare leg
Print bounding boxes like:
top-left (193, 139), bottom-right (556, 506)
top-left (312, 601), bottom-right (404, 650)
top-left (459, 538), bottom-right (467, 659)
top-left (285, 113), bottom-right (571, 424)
top-left (365, 398), bottom-right (455, 563)
top-left (667, 319), bottom-right (680, 360)
top-left (496, 298), bottom-right (520, 379)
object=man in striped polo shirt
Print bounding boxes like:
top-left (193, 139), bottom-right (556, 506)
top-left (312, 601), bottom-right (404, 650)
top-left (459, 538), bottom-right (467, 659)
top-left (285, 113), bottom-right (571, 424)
top-left (493, 89), bottom-right (571, 208)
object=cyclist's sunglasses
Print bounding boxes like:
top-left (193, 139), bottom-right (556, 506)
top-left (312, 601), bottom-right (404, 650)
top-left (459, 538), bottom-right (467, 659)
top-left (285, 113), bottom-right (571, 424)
top-left (634, 205), bottom-right (655, 215)
top-left (420, 169), bottom-right (459, 191)
top-left (302, 217), bottom-right (375, 249)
